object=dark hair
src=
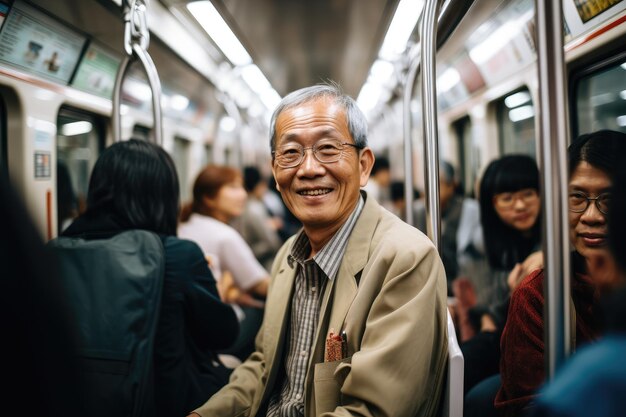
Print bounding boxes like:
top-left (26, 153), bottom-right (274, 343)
top-left (243, 166), bottom-right (262, 193)
top-left (180, 164), bottom-right (241, 222)
top-left (85, 139), bottom-right (179, 235)
top-left (371, 156), bottom-right (390, 176)
top-left (390, 180), bottom-right (420, 201)
top-left (440, 160), bottom-right (456, 184)
top-left (568, 129), bottom-right (626, 178)
top-left (269, 82), bottom-right (368, 151)
top-left (479, 154), bottom-right (541, 269)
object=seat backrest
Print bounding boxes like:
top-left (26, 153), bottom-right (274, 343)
top-left (48, 230), bottom-right (164, 417)
top-left (442, 309), bottom-right (464, 417)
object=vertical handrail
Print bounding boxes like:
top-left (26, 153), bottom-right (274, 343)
top-left (420, 0), bottom-right (442, 251)
top-left (402, 50), bottom-right (420, 227)
top-left (535, 0), bottom-right (571, 378)
top-left (112, 0), bottom-right (163, 146)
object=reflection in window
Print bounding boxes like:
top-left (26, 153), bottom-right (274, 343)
top-left (173, 136), bottom-right (190, 202)
top-left (496, 88), bottom-right (536, 158)
top-left (576, 59), bottom-right (626, 135)
top-left (453, 116), bottom-right (480, 197)
top-left (56, 108), bottom-right (103, 233)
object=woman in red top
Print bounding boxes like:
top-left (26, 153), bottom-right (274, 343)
top-left (495, 129), bottom-right (626, 417)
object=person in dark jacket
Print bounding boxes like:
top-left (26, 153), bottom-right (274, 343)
top-left (60, 139), bottom-right (239, 416)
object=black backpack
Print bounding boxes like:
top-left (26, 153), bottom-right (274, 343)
top-left (48, 230), bottom-right (164, 417)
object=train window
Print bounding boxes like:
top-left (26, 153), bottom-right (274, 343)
top-left (56, 107), bottom-right (105, 233)
top-left (574, 58), bottom-right (626, 135)
top-left (452, 116), bottom-right (480, 197)
top-left (172, 136), bottom-right (191, 202)
top-left (496, 88), bottom-right (536, 158)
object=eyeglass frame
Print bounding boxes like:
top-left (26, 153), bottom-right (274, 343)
top-left (492, 188), bottom-right (539, 209)
top-left (568, 191), bottom-right (611, 215)
top-left (271, 139), bottom-right (363, 168)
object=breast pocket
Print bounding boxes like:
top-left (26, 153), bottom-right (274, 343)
top-left (313, 356), bottom-right (352, 415)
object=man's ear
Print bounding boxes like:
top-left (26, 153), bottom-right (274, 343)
top-left (271, 163), bottom-right (280, 192)
top-left (359, 148), bottom-right (375, 188)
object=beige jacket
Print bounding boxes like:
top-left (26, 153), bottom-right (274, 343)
top-left (193, 194), bottom-right (448, 417)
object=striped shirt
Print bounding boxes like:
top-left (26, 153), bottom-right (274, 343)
top-left (266, 195), bottom-right (365, 417)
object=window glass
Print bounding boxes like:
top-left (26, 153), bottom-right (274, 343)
top-left (172, 136), bottom-right (190, 202)
top-left (496, 88), bottom-right (536, 158)
top-left (56, 108), bottom-right (104, 233)
top-left (453, 116), bottom-right (480, 197)
top-left (575, 59), bottom-right (626, 135)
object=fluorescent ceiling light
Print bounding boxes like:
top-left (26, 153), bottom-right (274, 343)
top-left (617, 115), bottom-right (626, 127)
top-left (508, 105), bottom-right (534, 122)
top-left (437, 67), bottom-right (460, 93)
top-left (379, 0), bottom-right (424, 60)
top-left (124, 78), bottom-right (152, 101)
top-left (357, 82), bottom-right (383, 113)
top-left (504, 91), bottom-right (531, 108)
top-left (621, 62), bottom-right (626, 70)
top-left (619, 90), bottom-right (626, 100)
top-left (469, 10), bottom-right (532, 65)
top-left (259, 89), bottom-right (281, 110)
top-left (219, 115), bottom-right (236, 132)
top-left (590, 92), bottom-right (615, 106)
top-left (241, 64), bottom-right (271, 94)
top-left (61, 121), bottom-right (93, 136)
top-left (187, 1), bottom-right (252, 66)
top-left (369, 60), bottom-right (395, 84)
top-left (170, 94), bottom-right (190, 111)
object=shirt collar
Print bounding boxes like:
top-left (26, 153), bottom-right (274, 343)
top-left (287, 195), bottom-right (364, 281)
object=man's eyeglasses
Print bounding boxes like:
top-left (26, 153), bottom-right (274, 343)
top-left (272, 139), bottom-right (363, 168)
top-left (493, 188), bottom-right (539, 209)
top-left (568, 191), bottom-right (611, 215)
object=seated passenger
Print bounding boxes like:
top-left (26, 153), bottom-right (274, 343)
top-left (236, 166), bottom-right (282, 272)
top-left (529, 140), bottom-right (626, 417)
top-left (415, 161), bottom-right (488, 298)
top-left (178, 164), bottom-right (270, 360)
top-left (56, 139), bottom-right (239, 416)
top-left (462, 155), bottom-right (542, 416)
top-left (188, 83), bottom-right (448, 417)
top-left (496, 130), bottom-right (626, 416)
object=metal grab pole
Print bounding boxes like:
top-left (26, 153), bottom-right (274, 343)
top-left (403, 49), bottom-right (420, 227)
top-left (112, 0), bottom-right (163, 146)
top-left (420, 0), bottom-right (442, 251)
top-left (535, 0), bottom-right (571, 378)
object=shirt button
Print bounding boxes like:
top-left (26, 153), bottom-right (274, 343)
top-left (311, 286), bottom-right (316, 293)
top-left (300, 350), bottom-right (307, 357)
top-left (295, 394), bottom-right (302, 399)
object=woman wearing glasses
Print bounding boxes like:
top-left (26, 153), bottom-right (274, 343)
top-left (463, 154), bottom-right (542, 416)
top-left (495, 130), bottom-right (626, 417)
top-left (178, 165), bottom-right (270, 361)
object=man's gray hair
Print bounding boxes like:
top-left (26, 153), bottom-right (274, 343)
top-left (269, 82), bottom-right (368, 151)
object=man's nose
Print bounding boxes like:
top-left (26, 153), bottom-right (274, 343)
top-left (298, 148), bottom-right (324, 175)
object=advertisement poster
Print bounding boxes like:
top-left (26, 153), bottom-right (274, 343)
top-left (0, 2), bottom-right (85, 84)
top-left (72, 44), bottom-right (119, 98)
top-left (573, 0), bottom-right (623, 23)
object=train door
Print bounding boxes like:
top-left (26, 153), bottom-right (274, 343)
top-left (572, 55), bottom-right (626, 135)
top-left (496, 88), bottom-right (537, 158)
top-left (172, 135), bottom-right (191, 202)
top-left (56, 107), bottom-right (105, 233)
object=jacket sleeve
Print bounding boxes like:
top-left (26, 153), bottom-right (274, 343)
top-left (495, 269), bottom-right (546, 417)
top-left (166, 238), bottom-right (239, 350)
top-left (324, 234), bottom-right (449, 417)
top-left (191, 239), bottom-right (293, 417)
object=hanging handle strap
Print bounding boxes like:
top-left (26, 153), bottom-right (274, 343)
top-left (112, 0), bottom-right (163, 146)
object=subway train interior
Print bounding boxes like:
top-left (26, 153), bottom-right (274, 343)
top-left (3, 0), bottom-right (626, 415)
